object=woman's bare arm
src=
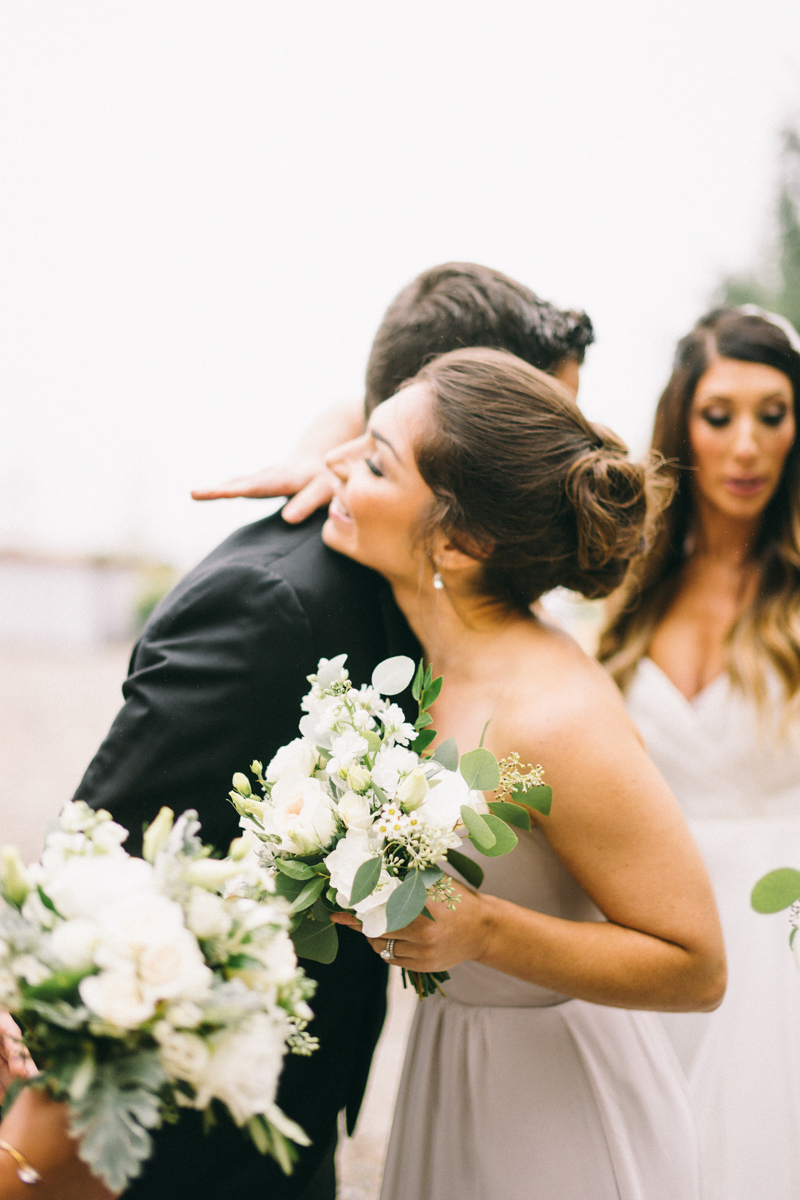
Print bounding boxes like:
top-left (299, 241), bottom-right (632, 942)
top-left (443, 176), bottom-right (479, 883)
top-left (191, 399), bottom-right (365, 522)
top-left (0, 1089), bottom-right (117, 1200)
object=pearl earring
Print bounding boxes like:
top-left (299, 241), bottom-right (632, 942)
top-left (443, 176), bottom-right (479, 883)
top-left (433, 572), bottom-right (444, 590)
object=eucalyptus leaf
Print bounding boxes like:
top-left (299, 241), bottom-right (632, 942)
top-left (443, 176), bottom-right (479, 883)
top-left (288, 875), bottom-right (327, 914)
top-left (291, 915), bottom-right (339, 963)
top-left (478, 815), bottom-right (518, 857)
top-left (460, 805), bottom-right (496, 850)
top-left (273, 872), bottom-right (307, 902)
top-left (275, 859), bottom-right (316, 881)
top-left (445, 848), bottom-right (485, 889)
top-left (420, 905), bottom-right (436, 921)
top-left (385, 871), bottom-right (428, 932)
top-left (488, 801), bottom-right (531, 832)
top-left (515, 784), bottom-right (552, 816)
top-left (349, 856), bottom-right (382, 906)
top-left (430, 737), bottom-right (459, 771)
top-left (460, 748), bottom-right (501, 792)
top-left (751, 868), bottom-right (800, 913)
top-left (419, 865), bottom-right (444, 887)
top-left (372, 656), bottom-right (416, 696)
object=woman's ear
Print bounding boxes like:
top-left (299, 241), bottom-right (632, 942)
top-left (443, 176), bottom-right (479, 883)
top-left (431, 530), bottom-right (490, 574)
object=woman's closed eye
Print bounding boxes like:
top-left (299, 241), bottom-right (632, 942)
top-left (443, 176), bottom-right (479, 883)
top-left (700, 408), bottom-right (731, 428)
top-left (760, 405), bottom-right (790, 427)
top-left (365, 457), bottom-right (384, 477)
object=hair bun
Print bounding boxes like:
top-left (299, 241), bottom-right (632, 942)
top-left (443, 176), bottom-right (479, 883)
top-left (563, 436), bottom-right (651, 597)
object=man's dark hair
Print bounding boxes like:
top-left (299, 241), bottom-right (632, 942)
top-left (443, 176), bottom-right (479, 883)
top-left (364, 261), bottom-right (593, 412)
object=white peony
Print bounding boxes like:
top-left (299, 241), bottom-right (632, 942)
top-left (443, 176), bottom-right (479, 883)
top-left (324, 828), bottom-right (377, 906)
top-left (79, 967), bottom-right (156, 1029)
top-left (353, 870), bottom-right (400, 938)
top-left (264, 775), bottom-right (338, 855)
top-left (193, 1011), bottom-right (288, 1124)
top-left (45, 854), bottom-right (154, 922)
top-left (266, 738), bottom-right (317, 784)
top-left (336, 791), bottom-right (374, 831)
top-left (47, 918), bottom-right (99, 971)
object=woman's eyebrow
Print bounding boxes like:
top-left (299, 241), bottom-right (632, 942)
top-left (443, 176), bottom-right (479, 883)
top-left (368, 425), bottom-right (402, 462)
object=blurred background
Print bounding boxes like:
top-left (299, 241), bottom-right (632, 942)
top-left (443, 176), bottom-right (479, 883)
top-left (1, 4), bottom-right (799, 1195)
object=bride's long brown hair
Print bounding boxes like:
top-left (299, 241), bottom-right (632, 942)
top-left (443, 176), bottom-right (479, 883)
top-left (598, 308), bottom-right (800, 719)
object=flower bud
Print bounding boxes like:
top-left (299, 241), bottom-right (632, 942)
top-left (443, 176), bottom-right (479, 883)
top-left (346, 764), bottom-right (371, 793)
top-left (227, 835), bottom-right (252, 861)
top-left (142, 807), bottom-right (175, 864)
top-left (183, 856), bottom-right (240, 892)
top-left (232, 773), bottom-right (252, 798)
top-left (0, 846), bottom-right (29, 908)
top-left (397, 768), bottom-right (429, 811)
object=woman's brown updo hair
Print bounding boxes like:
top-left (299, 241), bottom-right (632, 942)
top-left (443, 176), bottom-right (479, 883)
top-left (410, 347), bottom-right (660, 611)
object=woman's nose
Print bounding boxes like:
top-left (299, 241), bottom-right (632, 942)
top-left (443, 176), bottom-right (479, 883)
top-left (325, 436), bottom-right (359, 480)
top-left (732, 418), bottom-right (759, 462)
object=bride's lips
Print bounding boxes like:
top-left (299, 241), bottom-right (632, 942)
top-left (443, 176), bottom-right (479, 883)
top-left (723, 476), bottom-right (768, 497)
top-left (328, 494), bottom-right (354, 524)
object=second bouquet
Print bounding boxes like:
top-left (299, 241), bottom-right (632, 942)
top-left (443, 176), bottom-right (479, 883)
top-left (228, 654), bottom-right (551, 998)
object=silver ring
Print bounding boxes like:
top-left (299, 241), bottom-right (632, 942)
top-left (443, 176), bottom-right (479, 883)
top-left (380, 938), bottom-right (396, 961)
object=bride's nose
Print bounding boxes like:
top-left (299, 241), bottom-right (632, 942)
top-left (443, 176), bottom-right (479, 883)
top-left (325, 438), bottom-right (356, 481)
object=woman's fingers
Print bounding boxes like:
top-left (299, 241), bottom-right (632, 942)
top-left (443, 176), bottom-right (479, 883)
top-left (281, 471), bottom-right (337, 523)
top-left (190, 457), bottom-right (325, 502)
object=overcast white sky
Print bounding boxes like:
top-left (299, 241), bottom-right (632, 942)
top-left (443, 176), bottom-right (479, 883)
top-left (2, 1), bottom-right (799, 568)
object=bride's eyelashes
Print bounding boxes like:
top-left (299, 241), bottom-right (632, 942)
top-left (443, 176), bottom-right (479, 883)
top-left (365, 457), bottom-right (384, 477)
top-left (698, 405), bottom-right (789, 429)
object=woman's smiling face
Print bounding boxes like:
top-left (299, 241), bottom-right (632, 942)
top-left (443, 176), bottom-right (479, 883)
top-left (688, 355), bottom-right (796, 522)
top-left (322, 383), bottom-right (436, 583)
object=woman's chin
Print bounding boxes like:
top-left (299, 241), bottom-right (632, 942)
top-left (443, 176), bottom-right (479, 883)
top-left (322, 515), bottom-right (357, 560)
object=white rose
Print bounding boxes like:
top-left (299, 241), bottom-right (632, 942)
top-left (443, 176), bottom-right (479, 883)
top-left (186, 888), bottom-right (233, 939)
top-left (183, 857), bottom-right (241, 892)
top-left (193, 1012), bottom-right (288, 1124)
top-left (164, 1000), bottom-right (204, 1029)
top-left (396, 768), bottom-right (429, 811)
top-left (417, 769), bottom-right (479, 830)
top-left (94, 894), bottom-right (212, 1005)
top-left (323, 828), bottom-right (377, 907)
top-left (265, 775), bottom-right (337, 855)
top-left (79, 968), bottom-right (155, 1029)
top-left (154, 1021), bottom-right (210, 1084)
top-left (266, 738), bottom-right (318, 783)
top-left (353, 870), bottom-right (400, 938)
top-left (336, 791), bottom-right (374, 831)
top-left (371, 747), bottom-right (420, 798)
top-left (346, 763), bottom-right (372, 793)
top-left (47, 918), bottom-right (99, 971)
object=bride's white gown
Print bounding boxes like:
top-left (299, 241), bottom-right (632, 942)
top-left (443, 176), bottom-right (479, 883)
top-left (380, 824), bottom-right (701, 1199)
top-left (627, 657), bottom-right (800, 1200)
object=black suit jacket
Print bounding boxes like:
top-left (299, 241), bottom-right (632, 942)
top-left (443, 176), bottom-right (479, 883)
top-left (75, 509), bottom-right (420, 1199)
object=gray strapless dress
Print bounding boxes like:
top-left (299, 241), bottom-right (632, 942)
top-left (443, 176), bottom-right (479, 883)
top-left (380, 828), bottom-right (701, 1200)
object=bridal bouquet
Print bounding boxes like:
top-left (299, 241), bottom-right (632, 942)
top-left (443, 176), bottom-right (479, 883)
top-left (229, 654), bottom-right (551, 999)
top-left (0, 802), bottom-right (317, 1192)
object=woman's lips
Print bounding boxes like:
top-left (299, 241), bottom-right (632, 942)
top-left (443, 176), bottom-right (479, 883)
top-left (328, 494), bottom-right (353, 522)
top-left (723, 476), bottom-right (767, 497)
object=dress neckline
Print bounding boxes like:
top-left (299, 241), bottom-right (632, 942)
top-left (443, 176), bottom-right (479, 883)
top-left (640, 656), bottom-right (728, 709)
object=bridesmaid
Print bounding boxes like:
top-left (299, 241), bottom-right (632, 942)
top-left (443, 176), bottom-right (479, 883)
top-left (599, 307), bottom-right (800, 1200)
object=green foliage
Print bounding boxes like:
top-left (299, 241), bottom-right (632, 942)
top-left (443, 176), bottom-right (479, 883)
top-left (478, 815), bottom-right (518, 857)
top-left (515, 783), bottom-right (552, 816)
top-left (349, 856), bottom-right (382, 905)
top-left (275, 859), bottom-right (316, 881)
top-left (68, 1052), bottom-right (167, 1194)
top-left (430, 737), bottom-right (459, 771)
top-left (291, 914), bottom-right (339, 963)
top-left (488, 801), bottom-right (531, 832)
top-left (460, 805), bottom-right (496, 850)
top-left (385, 870), bottom-right (428, 932)
top-left (716, 128), bottom-right (800, 333)
top-left (751, 868), bottom-right (800, 913)
top-left (459, 748), bottom-right (501, 792)
top-left (410, 729), bottom-right (436, 754)
top-left (287, 876), bottom-right (327, 915)
top-left (445, 848), bottom-right (484, 889)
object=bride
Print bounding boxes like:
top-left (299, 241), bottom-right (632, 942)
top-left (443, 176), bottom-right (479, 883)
top-left (324, 346), bottom-right (726, 1200)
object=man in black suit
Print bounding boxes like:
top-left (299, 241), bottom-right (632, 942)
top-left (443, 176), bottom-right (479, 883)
top-left (75, 262), bottom-right (593, 1199)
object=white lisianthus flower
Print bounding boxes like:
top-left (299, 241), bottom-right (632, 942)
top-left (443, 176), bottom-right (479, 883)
top-left (336, 791), bottom-right (374, 831)
top-left (47, 917), bottom-right (99, 971)
top-left (186, 888), bottom-right (233, 939)
top-left (371, 747), bottom-right (420, 798)
top-left (265, 775), bottom-right (338, 855)
top-left (266, 738), bottom-right (318, 784)
top-left (154, 1020), bottom-right (211, 1084)
top-left (193, 1011), bottom-right (289, 1125)
top-left (80, 967), bottom-right (156, 1028)
top-left (324, 829), bottom-right (377, 906)
top-left (345, 763), bottom-right (371, 793)
top-left (326, 731), bottom-right (369, 778)
top-left (353, 870), bottom-right (400, 938)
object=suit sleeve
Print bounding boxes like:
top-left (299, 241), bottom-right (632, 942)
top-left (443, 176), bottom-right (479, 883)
top-left (74, 562), bottom-right (314, 856)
